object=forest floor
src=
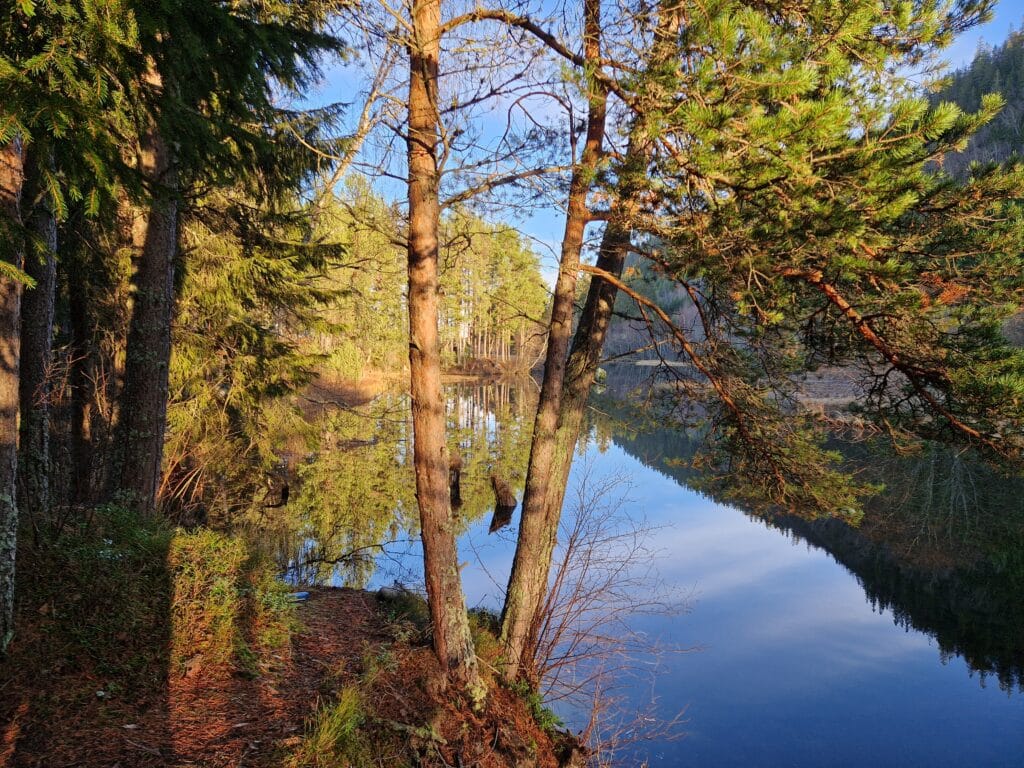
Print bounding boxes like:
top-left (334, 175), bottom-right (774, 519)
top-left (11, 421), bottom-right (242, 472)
top-left (1, 587), bottom-right (576, 768)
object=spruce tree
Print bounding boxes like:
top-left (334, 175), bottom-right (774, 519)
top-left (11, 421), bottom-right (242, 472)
top-left (0, 0), bottom-right (139, 654)
top-left (111, 0), bottom-right (343, 513)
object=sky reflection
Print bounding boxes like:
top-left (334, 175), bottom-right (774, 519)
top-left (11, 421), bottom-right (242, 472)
top-left (370, 435), bottom-right (1024, 766)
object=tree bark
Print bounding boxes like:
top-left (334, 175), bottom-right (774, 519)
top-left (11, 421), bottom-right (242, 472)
top-left (116, 69), bottom-right (179, 515)
top-left (68, 246), bottom-right (94, 503)
top-left (516, 219), bottom-right (632, 672)
top-left (498, 0), bottom-right (606, 683)
top-left (0, 138), bottom-right (25, 654)
top-left (500, 0), bottom-right (681, 682)
top-left (407, 0), bottom-right (482, 700)
top-left (18, 149), bottom-right (57, 530)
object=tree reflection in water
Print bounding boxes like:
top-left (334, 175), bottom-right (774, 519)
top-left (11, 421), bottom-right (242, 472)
top-left (252, 372), bottom-right (1024, 692)
top-left (249, 379), bottom-right (537, 588)
top-left (591, 372), bottom-right (1024, 694)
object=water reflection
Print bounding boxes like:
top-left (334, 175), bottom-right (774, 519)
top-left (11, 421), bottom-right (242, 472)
top-left (253, 372), bottom-right (1024, 764)
top-left (591, 388), bottom-right (1024, 693)
top-left (255, 378), bottom-right (537, 587)
top-left (266, 373), bottom-right (1024, 692)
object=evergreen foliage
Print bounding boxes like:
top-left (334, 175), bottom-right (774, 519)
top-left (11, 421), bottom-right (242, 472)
top-left (3, 0), bottom-right (1024, 725)
top-left (312, 184), bottom-right (550, 373)
top-left (0, 1), bottom-right (137, 226)
top-left (164, 190), bottom-right (344, 521)
top-left (592, 0), bottom-right (1024, 513)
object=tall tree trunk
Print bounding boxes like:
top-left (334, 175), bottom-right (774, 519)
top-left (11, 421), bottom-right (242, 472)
top-left (116, 72), bottom-right (179, 515)
top-left (500, 0), bottom-right (681, 683)
top-left (0, 138), bottom-right (25, 654)
top-left (18, 150), bottom-right (57, 531)
top-left (407, 0), bottom-right (482, 699)
top-left (498, 0), bottom-right (606, 683)
top-left (68, 258), bottom-right (94, 504)
top-left (515, 220), bottom-right (632, 673)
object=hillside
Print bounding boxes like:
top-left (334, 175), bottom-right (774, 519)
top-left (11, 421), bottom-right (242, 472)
top-left (933, 28), bottom-right (1024, 175)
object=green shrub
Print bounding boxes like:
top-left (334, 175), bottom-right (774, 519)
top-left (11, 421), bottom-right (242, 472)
top-left (509, 679), bottom-right (564, 735)
top-left (170, 530), bottom-right (248, 668)
top-left (169, 528), bottom-right (295, 675)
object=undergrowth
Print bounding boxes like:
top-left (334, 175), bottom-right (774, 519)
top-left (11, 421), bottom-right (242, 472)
top-left (378, 588), bottom-right (431, 642)
top-left (468, 607), bottom-right (565, 735)
top-left (288, 686), bottom-right (371, 768)
top-left (169, 527), bottom-right (296, 676)
top-left (508, 679), bottom-right (565, 735)
top-left (15, 503), bottom-right (175, 691)
top-left (8, 511), bottom-right (579, 768)
top-left (11, 504), bottom-right (295, 697)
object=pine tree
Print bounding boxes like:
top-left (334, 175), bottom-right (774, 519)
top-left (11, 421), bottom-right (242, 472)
top-left (500, 0), bottom-right (1024, 681)
top-left (405, 0), bottom-right (483, 699)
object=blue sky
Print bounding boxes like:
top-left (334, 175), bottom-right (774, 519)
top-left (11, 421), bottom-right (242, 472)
top-left (946, 0), bottom-right (1020, 69)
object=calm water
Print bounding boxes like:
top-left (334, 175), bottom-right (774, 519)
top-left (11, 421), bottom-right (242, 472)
top-left (279, 375), bottom-right (1024, 766)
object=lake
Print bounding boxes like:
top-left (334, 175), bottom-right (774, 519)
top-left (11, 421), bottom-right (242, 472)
top-left (275, 373), bottom-right (1024, 766)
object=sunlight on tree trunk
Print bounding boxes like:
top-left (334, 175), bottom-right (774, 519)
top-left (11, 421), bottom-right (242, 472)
top-left (407, 0), bottom-right (482, 700)
top-left (498, 0), bottom-right (607, 684)
top-left (0, 137), bottom-right (25, 654)
top-left (501, 0), bottom-right (682, 682)
top-left (115, 65), bottom-right (179, 515)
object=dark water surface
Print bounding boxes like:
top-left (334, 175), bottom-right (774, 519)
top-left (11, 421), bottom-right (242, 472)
top-left (283, 376), bottom-right (1024, 766)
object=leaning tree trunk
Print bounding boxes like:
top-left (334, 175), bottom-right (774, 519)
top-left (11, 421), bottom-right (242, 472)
top-left (18, 150), bottom-right (57, 530)
top-left (500, 0), bottom-right (681, 682)
top-left (500, 220), bottom-right (631, 683)
top-left (498, 0), bottom-right (606, 683)
top-left (0, 138), bottom-right (25, 654)
top-left (517, 219), bottom-right (632, 672)
top-left (116, 74), bottom-right (179, 515)
top-left (407, 0), bottom-right (482, 699)
top-left (511, 134), bottom-right (648, 675)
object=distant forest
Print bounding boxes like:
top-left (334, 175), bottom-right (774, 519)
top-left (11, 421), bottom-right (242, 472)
top-left (935, 28), bottom-right (1024, 346)
top-left (934, 27), bottom-right (1024, 175)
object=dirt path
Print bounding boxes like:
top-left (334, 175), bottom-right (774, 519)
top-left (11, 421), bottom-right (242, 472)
top-left (3, 586), bottom-right (572, 768)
